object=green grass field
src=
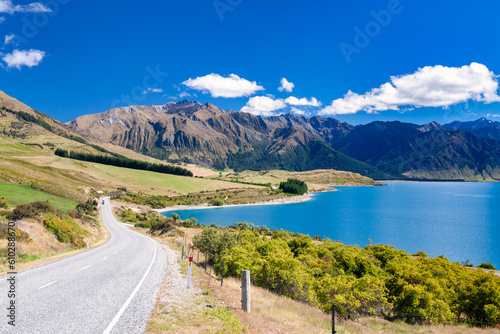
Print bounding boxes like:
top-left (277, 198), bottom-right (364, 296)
top-left (92, 164), bottom-right (257, 195)
top-left (0, 182), bottom-right (78, 212)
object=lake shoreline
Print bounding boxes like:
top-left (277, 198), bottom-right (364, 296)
top-left (154, 192), bottom-right (314, 213)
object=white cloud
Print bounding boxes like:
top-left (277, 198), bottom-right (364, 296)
top-left (486, 113), bottom-right (500, 118)
top-left (278, 77), bottom-right (294, 92)
top-left (319, 63), bottom-right (500, 116)
top-left (182, 73), bottom-right (264, 98)
top-left (143, 88), bottom-right (163, 94)
top-left (285, 96), bottom-right (322, 107)
top-left (291, 107), bottom-right (305, 116)
top-left (0, 0), bottom-right (51, 14)
top-left (178, 91), bottom-right (191, 98)
top-left (0, 17), bottom-right (5, 23)
top-left (2, 49), bottom-right (45, 69)
top-left (241, 96), bottom-right (286, 116)
top-left (4, 33), bottom-right (15, 45)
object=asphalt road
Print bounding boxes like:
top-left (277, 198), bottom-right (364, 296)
top-left (0, 197), bottom-right (166, 334)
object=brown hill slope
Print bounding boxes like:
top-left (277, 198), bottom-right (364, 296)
top-left (67, 100), bottom-right (386, 178)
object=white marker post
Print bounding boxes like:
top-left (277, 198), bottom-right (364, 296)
top-left (187, 251), bottom-right (193, 288)
top-left (86, 238), bottom-right (89, 249)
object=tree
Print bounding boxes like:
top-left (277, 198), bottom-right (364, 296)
top-left (192, 227), bottom-right (237, 263)
top-left (171, 213), bottom-right (180, 224)
top-left (279, 178), bottom-right (308, 195)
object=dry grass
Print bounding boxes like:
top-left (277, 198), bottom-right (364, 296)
top-left (340, 317), bottom-right (500, 334)
top-left (216, 276), bottom-right (331, 334)
top-left (0, 213), bottom-right (109, 276)
top-left (212, 169), bottom-right (382, 192)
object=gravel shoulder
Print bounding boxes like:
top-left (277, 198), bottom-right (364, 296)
top-left (146, 242), bottom-right (246, 333)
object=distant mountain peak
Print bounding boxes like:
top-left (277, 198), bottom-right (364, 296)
top-left (175, 99), bottom-right (200, 106)
top-left (417, 121), bottom-right (445, 132)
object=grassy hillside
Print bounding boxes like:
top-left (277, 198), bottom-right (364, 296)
top-left (0, 183), bottom-right (77, 211)
top-left (211, 169), bottom-right (384, 191)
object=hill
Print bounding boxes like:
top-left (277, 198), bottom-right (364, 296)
top-left (0, 91), bottom-right (265, 202)
top-left (1, 91), bottom-right (382, 205)
top-left (334, 121), bottom-right (500, 181)
top-left (66, 101), bottom-right (389, 179)
top-left (443, 117), bottom-right (500, 142)
top-left (67, 99), bottom-right (500, 181)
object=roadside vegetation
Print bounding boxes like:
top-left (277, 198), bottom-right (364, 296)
top-left (142, 223), bottom-right (500, 333)
top-left (159, 223), bottom-right (500, 329)
top-left (0, 199), bottom-right (103, 273)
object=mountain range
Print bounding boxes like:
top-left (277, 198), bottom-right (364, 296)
top-left (66, 100), bottom-right (500, 181)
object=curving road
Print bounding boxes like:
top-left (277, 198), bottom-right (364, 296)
top-left (0, 197), bottom-right (166, 334)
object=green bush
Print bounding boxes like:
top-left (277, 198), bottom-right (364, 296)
top-left (43, 213), bottom-right (90, 247)
top-left (76, 198), bottom-right (97, 216)
top-left (0, 196), bottom-right (8, 209)
top-left (478, 262), bottom-right (496, 270)
top-left (135, 222), bottom-right (152, 229)
top-left (212, 199), bottom-right (224, 206)
top-left (150, 216), bottom-right (177, 235)
top-left (200, 225), bottom-right (500, 325)
top-left (11, 201), bottom-right (54, 220)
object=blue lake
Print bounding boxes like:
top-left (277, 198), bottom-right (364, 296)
top-left (163, 182), bottom-right (500, 268)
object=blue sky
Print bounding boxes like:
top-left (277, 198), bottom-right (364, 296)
top-left (2, 0), bottom-right (500, 125)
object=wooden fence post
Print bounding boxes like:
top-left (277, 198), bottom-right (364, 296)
top-left (242, 270), bottom-right (250, 313)
top-left (332, 304), bottom-right (336, 334)
top-left (221, 258), bottom-right (225, 287)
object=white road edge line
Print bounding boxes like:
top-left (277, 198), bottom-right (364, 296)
top-left (101, 257), bottom-right (108, 261)
top-left (102, 239), bottom-right (158, 334)
top-left (80, 265), bottom-right (91, 271)
top-left (38, 280), bottom-right (58, 290)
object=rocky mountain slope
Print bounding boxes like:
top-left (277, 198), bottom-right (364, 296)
top-left (67, 99), bottom-right (500, 181)
top-left (67, 101), bottom-right (387, 179)
top-left (443, 117), bottom-right (500, 142)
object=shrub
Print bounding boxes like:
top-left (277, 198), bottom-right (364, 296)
top-left (135, 222), bottom-right (152, 229)
top-left (76, 198), bottom-right (97, 216)
top-left (0, 196), bottom-right (8, 209)
top-left (212, 199), bottom-right (224, 206)
top-left (478, 262), bottom-right (496, 270)
top-left (0, 225), bottom-right (31, 242)
top-left (150, 216), bottom-right (176, 235)
top-left (11, 201), bottom-right (54, 220)
top-left (43, 213), bottom-right (90, 247)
